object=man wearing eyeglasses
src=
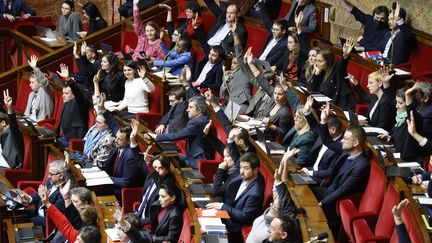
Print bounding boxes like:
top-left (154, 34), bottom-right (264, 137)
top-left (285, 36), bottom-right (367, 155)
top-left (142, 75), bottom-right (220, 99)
top-left (19, 160), bottom-right (68, 231)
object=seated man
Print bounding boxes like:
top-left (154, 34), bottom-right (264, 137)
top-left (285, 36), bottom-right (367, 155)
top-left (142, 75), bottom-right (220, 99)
top-left (379, 3), bottom-right (416, 65)
top-left (56, 64), bottom-right (91, 146)
top-left (73, 41), bottom-right (100, 94)
top-left (415, 82), bottom-right (432, 140)
top-left (283, 0), bottom-right (317, 33)
top-left (155, 86), bottom-right (188, 134)
top-left (207, 153), bottom-right (265, 242)
top-left (202, 0), bottom-right (247, 55)
top-left (20, 160), bottom-right (67, 230)
top-left (151, 36), bottom-right (194, 77)
top-left (155, 96), bottom-right (211, 169)
top-left (264, 216), bottom-right (301, 243)
top-left (0, 0), bottom-right (35, 22)
top-left (26, 55), bottom-right (54, 122)
top-left (312, 122), bottom-right (370, 231)
top-left (105, 126), bottom-right (142, 200)
top-left (0, 89), bottom-right (24, 169)
top-left (118, 0), bottom-right (161, 18)
top-left (340, 0), bottom-right (389, 51)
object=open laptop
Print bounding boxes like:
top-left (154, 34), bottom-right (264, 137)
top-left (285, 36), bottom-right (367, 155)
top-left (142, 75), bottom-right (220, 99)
top-left (0, 180), bottom-right (26, 207)
top-left (255, 127), bottom-right (285, 164)
top-left (145, 133), bottom-right (181, 154)
top-left (20, 118), bottom-right (57, 137)
top-left (204, 234), bottom-right (229, 243)
top-left (289, 172), bottom-right (316, 185)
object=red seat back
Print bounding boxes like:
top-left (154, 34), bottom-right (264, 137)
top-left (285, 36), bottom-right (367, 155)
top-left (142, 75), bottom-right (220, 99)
top-left (15, 78), bottom-right (31, 113)
top-left (88, 107), bottom-right (96, 127)
top-left (278, 2), bottom-right (291, 18)
top-left (244, 22), bottom-right (267, 56)
top-left (149, 82), bottom-right (162, 113)
top-left (200, 12), bottom-right (217, 36)
top-left (358, 162), bottom-right (386, 215)
top-left (259, 164), bottom-right (274, 208)
top-left (407, 42), bottom-right (432, 77)
top-left (374, 184), bottom-right (399, 237)
top-left (22, 135), bottom-right (32, 170)
top-left (400, 205), bottom-right (423, 243)
top-left (178, 209), bottom-right (192, 243)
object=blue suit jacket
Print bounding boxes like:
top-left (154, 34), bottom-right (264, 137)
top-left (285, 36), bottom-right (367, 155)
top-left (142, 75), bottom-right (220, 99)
top-left (106, 146), bottom-right (141, 194)
top-left (220, 173), bottom-right (265, 234)
top-left (321, 152), bottom-right (370, 206)
top-left (156, 114), bottom-right (210, 168)
top-left (0, 0), bottom-right (35, 18)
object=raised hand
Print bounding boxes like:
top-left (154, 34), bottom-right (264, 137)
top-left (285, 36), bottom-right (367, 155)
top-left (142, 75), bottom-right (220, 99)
top-left (81, 41), bottom-right (87, 55)
top-left (130, 119), bottom-right (139, 140)
top-left (313, 62), bottom-right (321, 75)
top-left (244, 47), bottom-right (254, 65)
top-left (38, 185), bottom-right (50, 206)
top-left (97, 93), bottom-right (107, 112)
top-left (57, 63), bottom-right (71, 81)
top-left (394, 2), bottom-right (401, 20)
top-left (158, 3), bottom-right (172, 11)
top-left (392, 198), bottom-right (409, 225)
top-left (133, 0), bottom-right (139, 6)
top-left (228, 127), bottom-right (242, 141)
top-left (60, 179), bottom-right (72, 198)
top-left (320, 101), bottom-right (331, 122)
top-left (192, 13), bottom-right (199, 29)
top-left (203, 120), bottom-right (212, 136)
top-left (93, 69), bottom-right (101, 84)
top-left (406, 110), bottom-right (417, 136)
top-left (138, 65), bottom-right (147, 78)
top-left (64, 151), bottom-right (70, 165)
top-left (379, 66), bottom-right (394, 85)
top-left (3, 89), bottom-right (13, 114)
top-left (303, 95), bottom-right (314, 114)
top-left (342, 37), bottom-right (355, 59)
top-left (346, 73), bottom-right (358, 86)
top-left (204, 90), bottom-right (218, 108)
top-left (28, 55), bottom-right (39, 70)
top-left (295, 11), bottom-right (304, 33)
top-left (281, 148), bottom-right (300, 165)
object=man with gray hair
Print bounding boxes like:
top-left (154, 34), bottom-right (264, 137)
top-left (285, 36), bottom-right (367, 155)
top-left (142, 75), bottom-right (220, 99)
top-left (20, 160), bottom-right (68, 230)
top-left (155, 96), bottom-right (211, 168)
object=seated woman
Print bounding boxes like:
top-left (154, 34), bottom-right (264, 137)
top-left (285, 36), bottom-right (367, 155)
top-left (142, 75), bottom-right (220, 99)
top-left (26, 55), bottom-right (54, 122)
top-left (110, 61), bottom-right (155, 119)
top-left (350, 69), bottom-right (396, 132)
top-left (92, 52), bottom-right (125, 110)
top-left (274, 12), bottom-right (309, 84)
top-left (39, 185), bottom-right (98, 243)
top-left (281, 107), bottom-right (316, 165)
top-left (79, 94), bottom-right (119, 167)
top-left (378, 86), bottom-right (424, 162)
top-left (114, 183), bottom-right (183, 243)
top-left (59, 0), bottom-right (82, 42)
top-left (77, 2), bottom-right (107, 38)
top-left (302, 46), bottom-right (321, 84)
top-left (123, 0), bottom-right (165, 61)
top-left (159, 1), bottom-right (202, 39)
top-left (246, 50), bottom-right (294, 139)
top-left (309, 38), bottom-right (357, 111)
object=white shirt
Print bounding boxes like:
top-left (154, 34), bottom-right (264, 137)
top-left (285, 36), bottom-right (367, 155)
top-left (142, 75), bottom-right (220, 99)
top-left (196, 61), bottom-right (215, 85)
top-left (140, 183), bottom-right (157, 219)
top-left (259, 38), bottom-right (278, 60)
top-left (312, 145), bottom-right (328, 171)
top-left (383, 19), bottom-right (404, 58)
top-left (235, 176), bottom-right (257, 201)
top-left (369, 97), bottom-right (380, 121)
top-left (0, 144), bottom-right (10, 168)
top-left (207, 23), bottom-right (231, 46)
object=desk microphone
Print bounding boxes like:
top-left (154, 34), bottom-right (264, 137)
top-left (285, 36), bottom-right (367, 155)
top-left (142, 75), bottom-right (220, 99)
top-left (305, 232), bottom-right (328, 243)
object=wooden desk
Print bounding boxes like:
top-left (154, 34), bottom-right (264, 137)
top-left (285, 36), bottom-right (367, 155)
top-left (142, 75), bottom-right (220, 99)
top-left (32, 36), bottom-right (66, 48)
top-left (94, 194), bottom-right (118, 243)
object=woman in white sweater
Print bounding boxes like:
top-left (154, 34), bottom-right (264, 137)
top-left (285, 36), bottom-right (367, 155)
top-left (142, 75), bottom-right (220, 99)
top-left (113, 61), bottom-right (155, 119)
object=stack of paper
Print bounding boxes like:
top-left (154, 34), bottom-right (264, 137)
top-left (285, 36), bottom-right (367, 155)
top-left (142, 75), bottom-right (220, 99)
top-left (105, 228), bottom-right (121, 241)
top-left (198, 217), bottom-right (226, 232)
top-left (82, 167), bottom-right (113, 186)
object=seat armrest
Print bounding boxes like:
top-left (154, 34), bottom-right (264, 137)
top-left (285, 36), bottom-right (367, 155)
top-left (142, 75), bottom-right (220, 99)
top-left (69, 139), bottom-right (84, 152)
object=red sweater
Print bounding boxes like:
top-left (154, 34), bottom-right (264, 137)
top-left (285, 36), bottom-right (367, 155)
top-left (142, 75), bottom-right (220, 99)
top-left (47, 205), bottom-right (79, 242)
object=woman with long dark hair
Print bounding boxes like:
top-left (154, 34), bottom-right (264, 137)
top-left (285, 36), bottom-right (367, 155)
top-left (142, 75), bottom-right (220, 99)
top-left (77, 2), bottom-right (107, 38)
top-left (59, 0), bottom-right (82, 42)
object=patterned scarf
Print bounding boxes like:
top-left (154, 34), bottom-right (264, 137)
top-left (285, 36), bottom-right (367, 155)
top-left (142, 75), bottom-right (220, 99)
top-left (395, 111), bottom-right (408, 127)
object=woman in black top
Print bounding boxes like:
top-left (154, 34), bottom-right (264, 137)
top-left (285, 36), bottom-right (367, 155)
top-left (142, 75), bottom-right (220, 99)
top-left (309, 38), bottom-right (357, 111)
top-left (77, 2), bottom-right (107, 38)
top-left (378, 86), bottom-right (424, 162)
top-left (349, 69), bottom-right (396, 132)
top-left (92, 52), bottom-right (125, 107)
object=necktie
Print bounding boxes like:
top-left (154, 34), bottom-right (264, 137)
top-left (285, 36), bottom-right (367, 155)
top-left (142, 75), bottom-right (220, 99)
top-left (113, 150), bottom-right (120, 175)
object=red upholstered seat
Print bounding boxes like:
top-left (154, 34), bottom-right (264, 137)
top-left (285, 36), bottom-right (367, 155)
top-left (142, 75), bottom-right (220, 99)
top-left (352, 183), bottom-right (399, 243)
top-left (339, 162), bottom-right (386, 242)
top-left (14, 78), bottom-right (31, 113)
top-left (136, 80), bottom-right (162, 130)
top-left (178, 209), bottom-right (193, 243)
top-left (37, 90), bottom-right (63, 131)
top-left (198, 159), bottom-right (222, 183)
top-left (122, 187), bottom-right (144, 214)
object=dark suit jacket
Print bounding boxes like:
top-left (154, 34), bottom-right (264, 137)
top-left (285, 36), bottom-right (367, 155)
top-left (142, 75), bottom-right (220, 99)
top-left (158, 101), bottom-right (188, 134)
top-left (305, 112), bottom-right (343, 154)
top-left (57, 81), bottom-right (90, 141)
top-left (74, 54), bottom-right (101, 93)
top-left (354, 85), bottom-right (396, 132)
top-left (0, 0), bottom-right (35, 18)
top-left (284, 0), bottom-right (317, 33)
top-left (105, 146), bottom-right (141, 197)
top-left (420, 104), bottom-right (432, 140)
top-left (203, 0), bottom-right (248, 54)
top-left (379, 22), bottom-right (417, 65)
top-left (147, 203), bottom-right (182, 243)
top-left (156, 114), bottom-right (210, 168)
top-left (306, 136), bottom-right (338, 179)
top-left (255, 2), bottom-right (288, 66)
top-left (220, 173), bottom-right (265, 234)
top-left (31, 180), bottom-right (65, 213)
top-left (320, 152), bottom-right (370, 206)
top-left (0, 112), bottom-right (24, 168)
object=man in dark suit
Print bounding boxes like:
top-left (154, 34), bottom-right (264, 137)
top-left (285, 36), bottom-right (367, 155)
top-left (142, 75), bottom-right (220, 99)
top-left (416, 81), bottom-right (432, 140)
top-left (379, 4), bottom-right (416, 65)
top-left (155, 96), bottom-right (211, 169)
top-left (254, 3), bottom-right (288, 66)
top-left (0, 0), bottom-right (35, 22)
top-left (105, 126), bottom-right (141, 200)
top-left (284, 0), bottom-right (317, 33)
top-left (207, 153), bottom-right (265, 242)
top-left (155, 87), bottom-right (188, 134)
top-left (340, 0), bottom-right (389, 51)
top-left (312, 124), bottom-right (370, 232)
top-left (20, 160), bottom-right (67, 230)
top-left (202, 0), bottom-right (248, 55)
top-left (117, 0), bottom-right (161, 18)
top-left (0, 90), bottom-right (24, 169)
top-left (56, 64), bottom-right (91, 147)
